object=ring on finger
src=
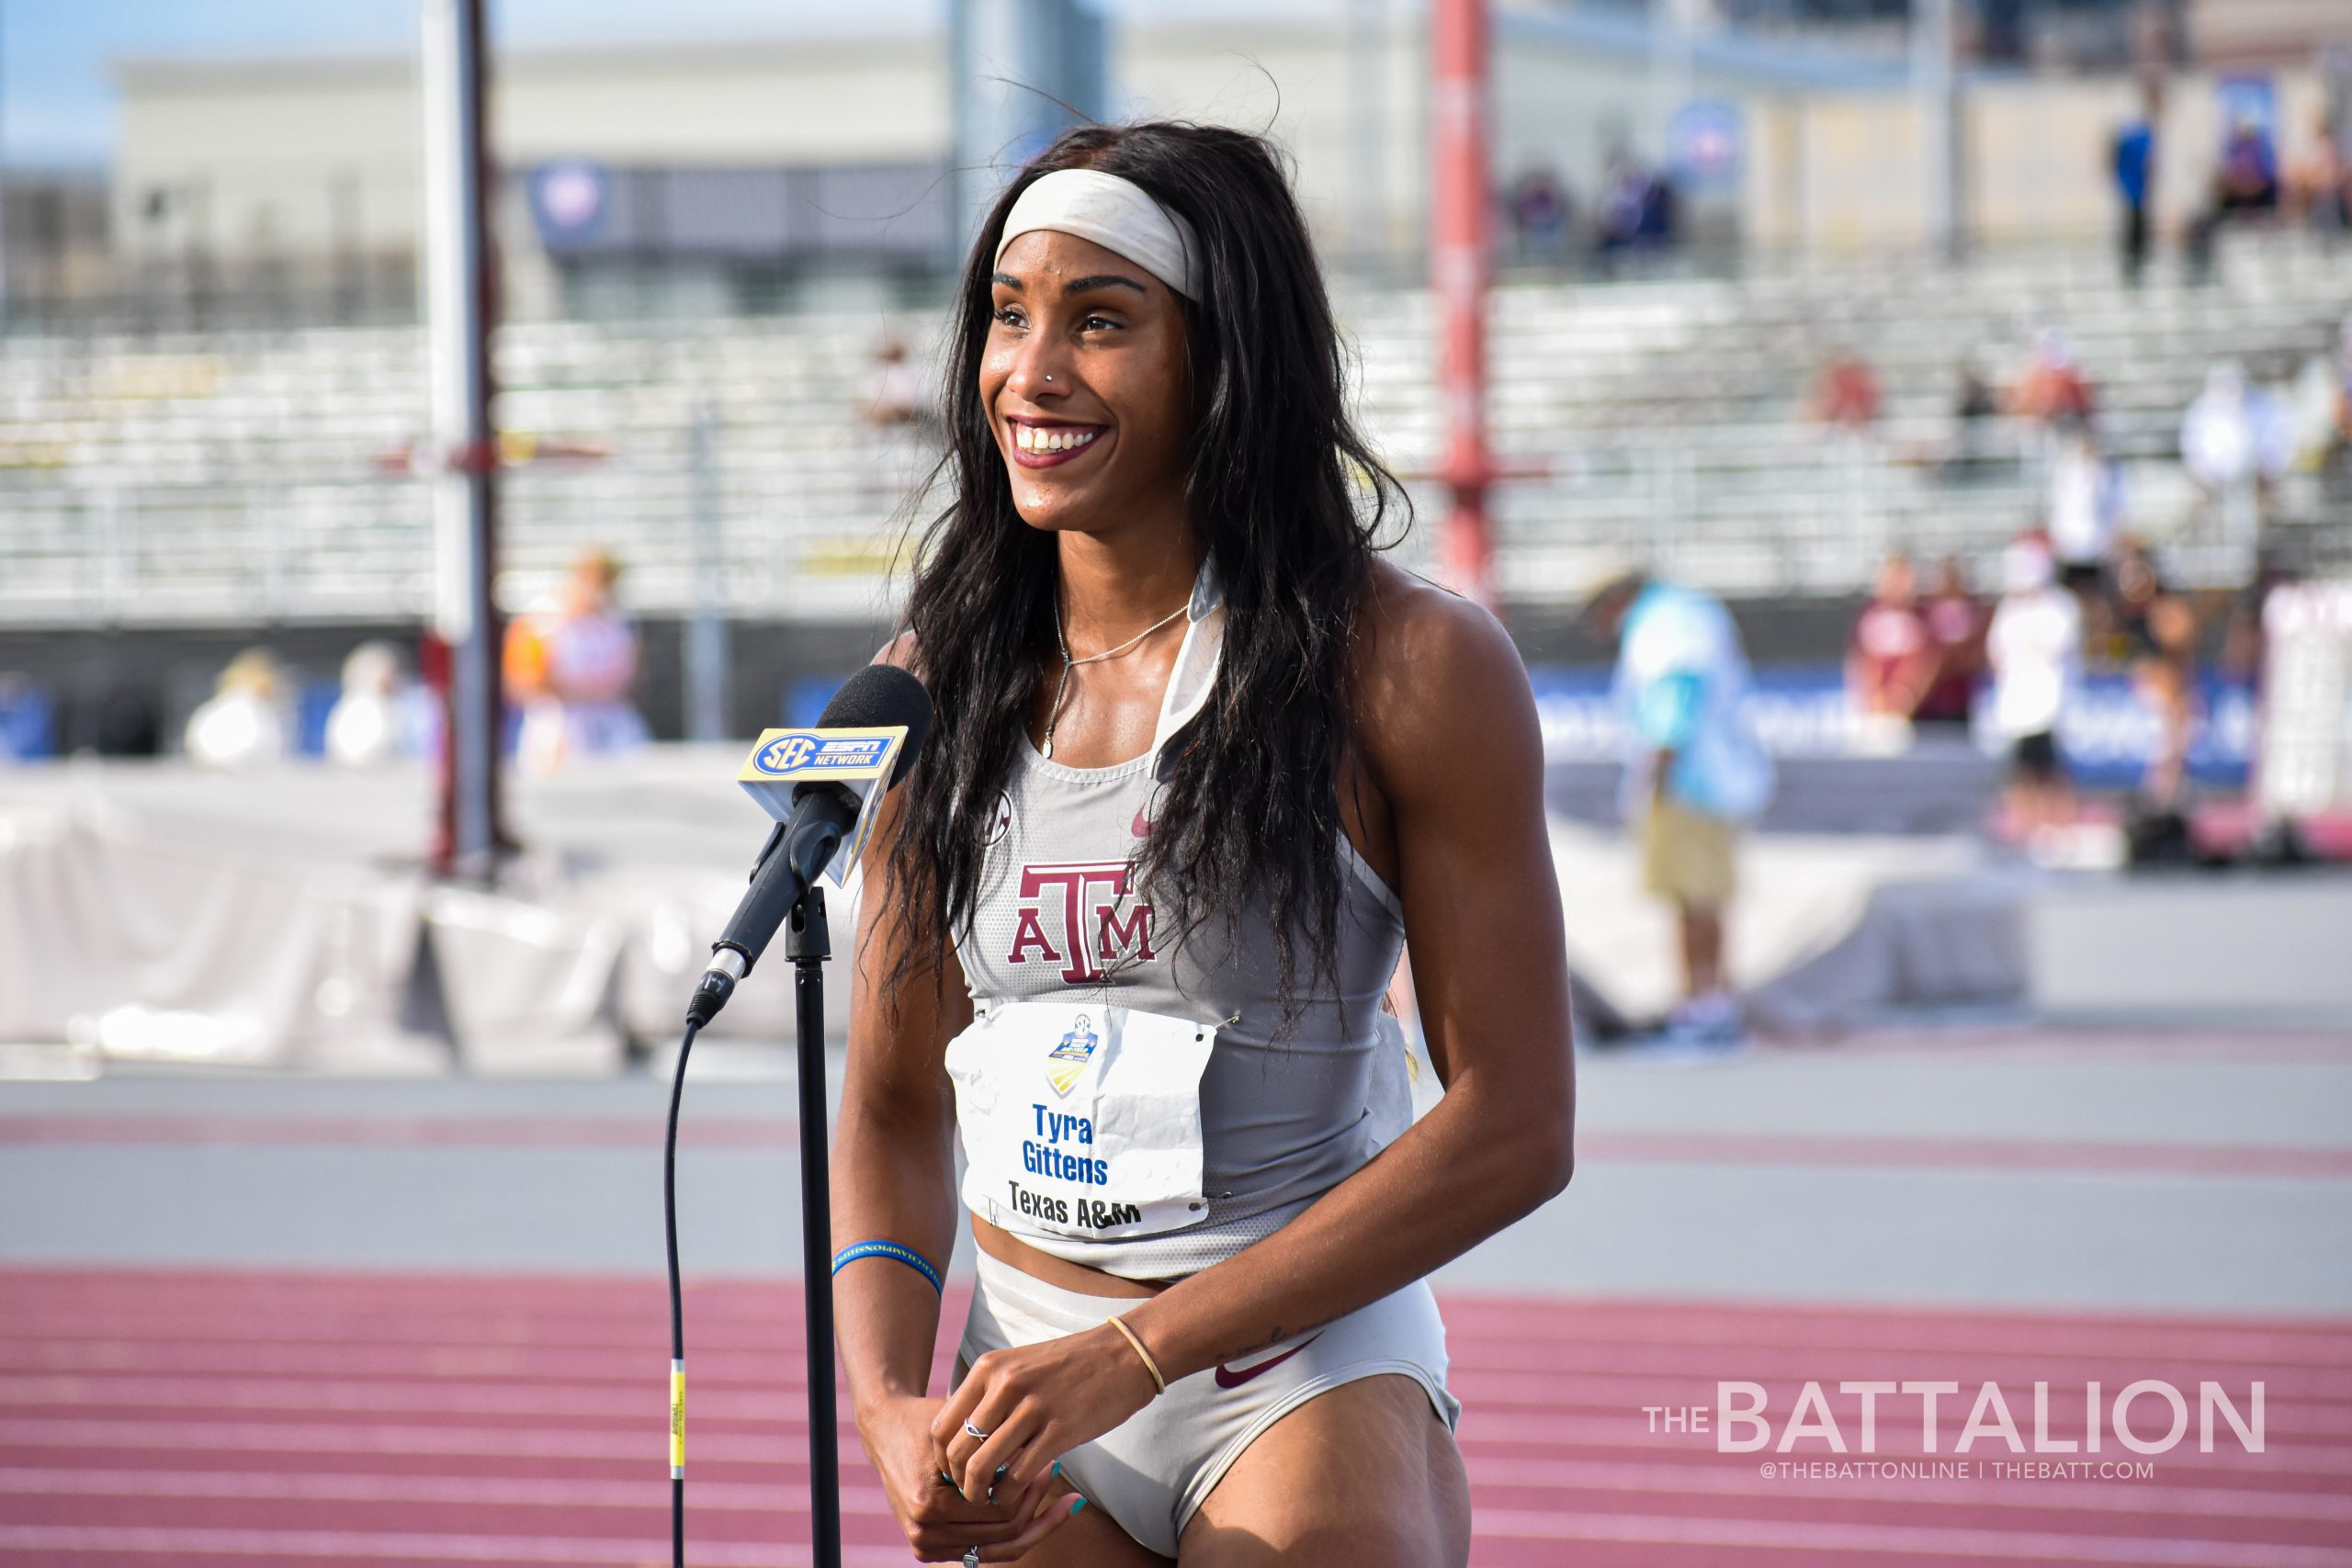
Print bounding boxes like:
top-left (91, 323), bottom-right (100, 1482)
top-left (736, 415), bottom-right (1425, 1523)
top-left (962, 1419), bottom-right (990, 1440)
top-left (963, 1548), bottom-right (980, 1568)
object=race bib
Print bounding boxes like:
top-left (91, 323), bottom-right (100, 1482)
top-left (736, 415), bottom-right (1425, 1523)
top-left (944, 999), bottom-right (1217, 1242)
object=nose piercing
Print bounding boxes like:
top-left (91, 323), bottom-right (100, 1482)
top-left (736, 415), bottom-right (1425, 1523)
top-left (1044, 373), bottom-right (1054, 382)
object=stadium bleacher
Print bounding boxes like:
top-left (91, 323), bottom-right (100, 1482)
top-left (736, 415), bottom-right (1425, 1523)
top-left (1, 231), bottom-right (2346, 631)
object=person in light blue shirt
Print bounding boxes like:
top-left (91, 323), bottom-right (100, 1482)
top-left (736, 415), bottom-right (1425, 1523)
top-left (1583, 567), bottom-right (1774, 1043)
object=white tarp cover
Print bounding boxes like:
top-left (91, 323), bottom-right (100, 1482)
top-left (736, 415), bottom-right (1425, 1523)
top-left (0, 756), bottom-right (2023, 1072)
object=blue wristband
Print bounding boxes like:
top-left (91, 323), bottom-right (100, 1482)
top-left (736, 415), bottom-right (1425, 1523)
top-left (831, 1238), bottom-right (944, 1295)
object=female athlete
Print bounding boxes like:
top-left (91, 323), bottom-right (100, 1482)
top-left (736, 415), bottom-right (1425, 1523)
top-left (834, 120), bottom-right (1576, 1566)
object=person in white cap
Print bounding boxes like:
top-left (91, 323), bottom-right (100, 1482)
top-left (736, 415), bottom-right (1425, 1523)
top-left (830, 123), bottom-right (1576, 1567)
top-left (1984, 534), bottom-right (2083, 846)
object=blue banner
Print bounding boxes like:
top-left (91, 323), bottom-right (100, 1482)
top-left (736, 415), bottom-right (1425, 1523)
top-left (789, 663), bottom-right (2254, 792)
top-left (0, 681), bottom-right (54, 762)
top-left (1527, 664), bottom-right (2253, 789)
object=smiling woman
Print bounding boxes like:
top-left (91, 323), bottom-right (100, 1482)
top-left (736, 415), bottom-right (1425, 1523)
top-left (829, 121), bottom-right (1577, 1568)
top-left (900, 126), bottom-right (1402, 1008)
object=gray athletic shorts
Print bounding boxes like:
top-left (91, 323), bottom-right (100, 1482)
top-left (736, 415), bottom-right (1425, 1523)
top-left (956, 1248), bottom-right (1462, 1559)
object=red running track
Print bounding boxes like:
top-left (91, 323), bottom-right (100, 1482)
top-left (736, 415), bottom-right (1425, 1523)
top-left (0, 1269), bottom-right (2346, 1567)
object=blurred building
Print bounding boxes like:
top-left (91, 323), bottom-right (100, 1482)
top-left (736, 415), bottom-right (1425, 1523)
top-left (2189, 0), bottom-right (2352, 69)
top-left (85, 1), bottom-right (2352, 325)
top-left (0, 170), bottom-right (113, 311)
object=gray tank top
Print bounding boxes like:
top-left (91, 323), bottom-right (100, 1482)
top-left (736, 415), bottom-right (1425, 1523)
top-left (950, 566), bottom-right (1407, 1280)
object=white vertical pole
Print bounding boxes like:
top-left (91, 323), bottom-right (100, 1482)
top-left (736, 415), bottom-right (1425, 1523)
top-left (0, 0), bottom-right (11, 326)
top-left (1915, 0), bottom-right (1962, 259)
top-left (685, 400), bottom-right (729, 742)
top-left (1651, 0), bottom-right (1698, 165)
top-left (1347, 0), bottom-right (1386, 271)
top-left (951, 0), bottom-right (1029, 254)
top-left (422, 0), bottom-right (503, 878)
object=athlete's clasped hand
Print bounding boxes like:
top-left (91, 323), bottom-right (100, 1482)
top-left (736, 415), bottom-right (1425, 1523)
top-left (858, 1388), bottom-right (1081, 1562)
top-left (927, 1320), bottom-right (1161, 1539)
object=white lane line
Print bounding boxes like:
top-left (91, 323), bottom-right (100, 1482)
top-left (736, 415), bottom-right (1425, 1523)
top-left (0, 1514), bottom-right (2340, 1568)
top-left (1473, 1508), bottom-right (2352, 1566)
top-left (8, 1303), bottom-right (2346, 1369)
top-left (7, 1412), bottom-right (2346, 1477)
top-left (1463, 1454), bottom-right (2352, 1520)
top-left (0, 1416), bottom-right (806, 1462)
top-left (0, 1526), bottom-right (905, 1565)
top-left (5, 1371), bottom-right (2343, 1440)
top-left (8, 1462), bottom-right (2352, 1526)
top-left (0, 1465), bottom-right (896, 1513)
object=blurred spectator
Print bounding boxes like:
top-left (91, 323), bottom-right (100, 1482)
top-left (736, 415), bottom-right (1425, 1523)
top-left (1939, 354), bottom-right (2004, 480)
top-left (504, 549), bottom-right (650, 775)
top-left (1507, 163), bottom-right (1572, 260)
top-left (2214, 113), bottom-right (2282, 218)
top-left (1638, 171), bottom-right (1678, 249)
top-left (1847, 554), bottom-right (1933, 750)
top-left (2011, 329), bottom-right (2097, 426)
top-left (2284, 108), bottom-right (2347, 233)
top-left (2113, 543), bottom-right (2199, 808)
top-left (1914, 557), bottom-right (1988, 730)
top-left (2111, 87), bottom-right (2159, 284)
top-left (325, 641), bottom-right (433, 769)
top-left (1582, 562), bottom-right (1774, 1049)
top-left (2188, 112), bottom-right (2284, 279)
top-left (1954, 354), bottom-right (1999, 424)
top-left (1984, 536), bottom-right (2081, 846)
top-left (2180, 361), bottom-right (2290, 545)
top-left (81, 691), bottom-right (163, 758)
top-left (1809, 348), bottom-right (1883, 431)
top-left (860, 338), bottom-right (926, 430)
top-left (1594, 150), bottom-right (1675, 265)
top-left (2043, 415), bottom-right (2124, 593)
top-left (185, 649), bottom-right (290, 769)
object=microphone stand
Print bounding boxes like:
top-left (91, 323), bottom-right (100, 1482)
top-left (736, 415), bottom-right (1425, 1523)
top-left (786, 884), bottom-right (843, 1568)
top-left (670, 670), bottom-right (931, 1568)
top-left (666, 866), bottom-right (842, 1568)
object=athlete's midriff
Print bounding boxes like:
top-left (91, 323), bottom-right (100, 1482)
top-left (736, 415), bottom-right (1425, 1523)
top-left (972, 1213), bottom-right (1167, 1299)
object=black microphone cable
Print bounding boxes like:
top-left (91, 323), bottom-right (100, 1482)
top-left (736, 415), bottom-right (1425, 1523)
top-left (662, 1018), bottom-right (700, 1568)
top-left (664, 663), bottom-right (934, 1568)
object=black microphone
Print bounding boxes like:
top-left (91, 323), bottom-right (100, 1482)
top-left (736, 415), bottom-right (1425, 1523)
top-left (686, 664), bottom-right (932, 1027)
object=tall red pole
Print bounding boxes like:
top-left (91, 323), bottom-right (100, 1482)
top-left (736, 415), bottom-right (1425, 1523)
top-left (1432, 0), bottom-right (1495, 609)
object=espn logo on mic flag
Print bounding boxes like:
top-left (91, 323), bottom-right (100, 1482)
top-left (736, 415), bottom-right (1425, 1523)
top-left (738, 726), bottom-right (909, 886)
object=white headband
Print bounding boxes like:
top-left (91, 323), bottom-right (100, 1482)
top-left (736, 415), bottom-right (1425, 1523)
top-left (993, 168), bottom-right (1200, 300)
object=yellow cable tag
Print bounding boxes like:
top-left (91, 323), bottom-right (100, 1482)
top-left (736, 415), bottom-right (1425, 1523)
top-left (670, 1361), bottom-right (685, 1475)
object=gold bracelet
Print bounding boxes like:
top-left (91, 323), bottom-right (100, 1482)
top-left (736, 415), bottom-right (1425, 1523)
top-left (1105, 1314), bottom-right (1167, 1395)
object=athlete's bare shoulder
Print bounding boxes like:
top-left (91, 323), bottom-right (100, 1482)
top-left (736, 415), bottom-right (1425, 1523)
top-left (1352, 558), bottom-right (1539, 796)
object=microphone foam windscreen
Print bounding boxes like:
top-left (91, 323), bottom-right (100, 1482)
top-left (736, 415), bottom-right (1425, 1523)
top-left (818, 664), bottom-right (934, 787)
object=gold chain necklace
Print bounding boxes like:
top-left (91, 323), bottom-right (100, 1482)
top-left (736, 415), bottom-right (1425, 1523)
top-left (1041, 592), bottom-right (1190, 761)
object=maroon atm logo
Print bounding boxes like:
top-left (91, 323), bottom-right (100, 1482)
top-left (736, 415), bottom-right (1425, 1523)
top-left (1006, 861), bottom-right (1159, 984)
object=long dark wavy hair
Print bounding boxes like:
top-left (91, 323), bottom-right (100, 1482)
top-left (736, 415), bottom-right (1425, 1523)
top-left (886, 120), bottom-right (1406, 1020)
